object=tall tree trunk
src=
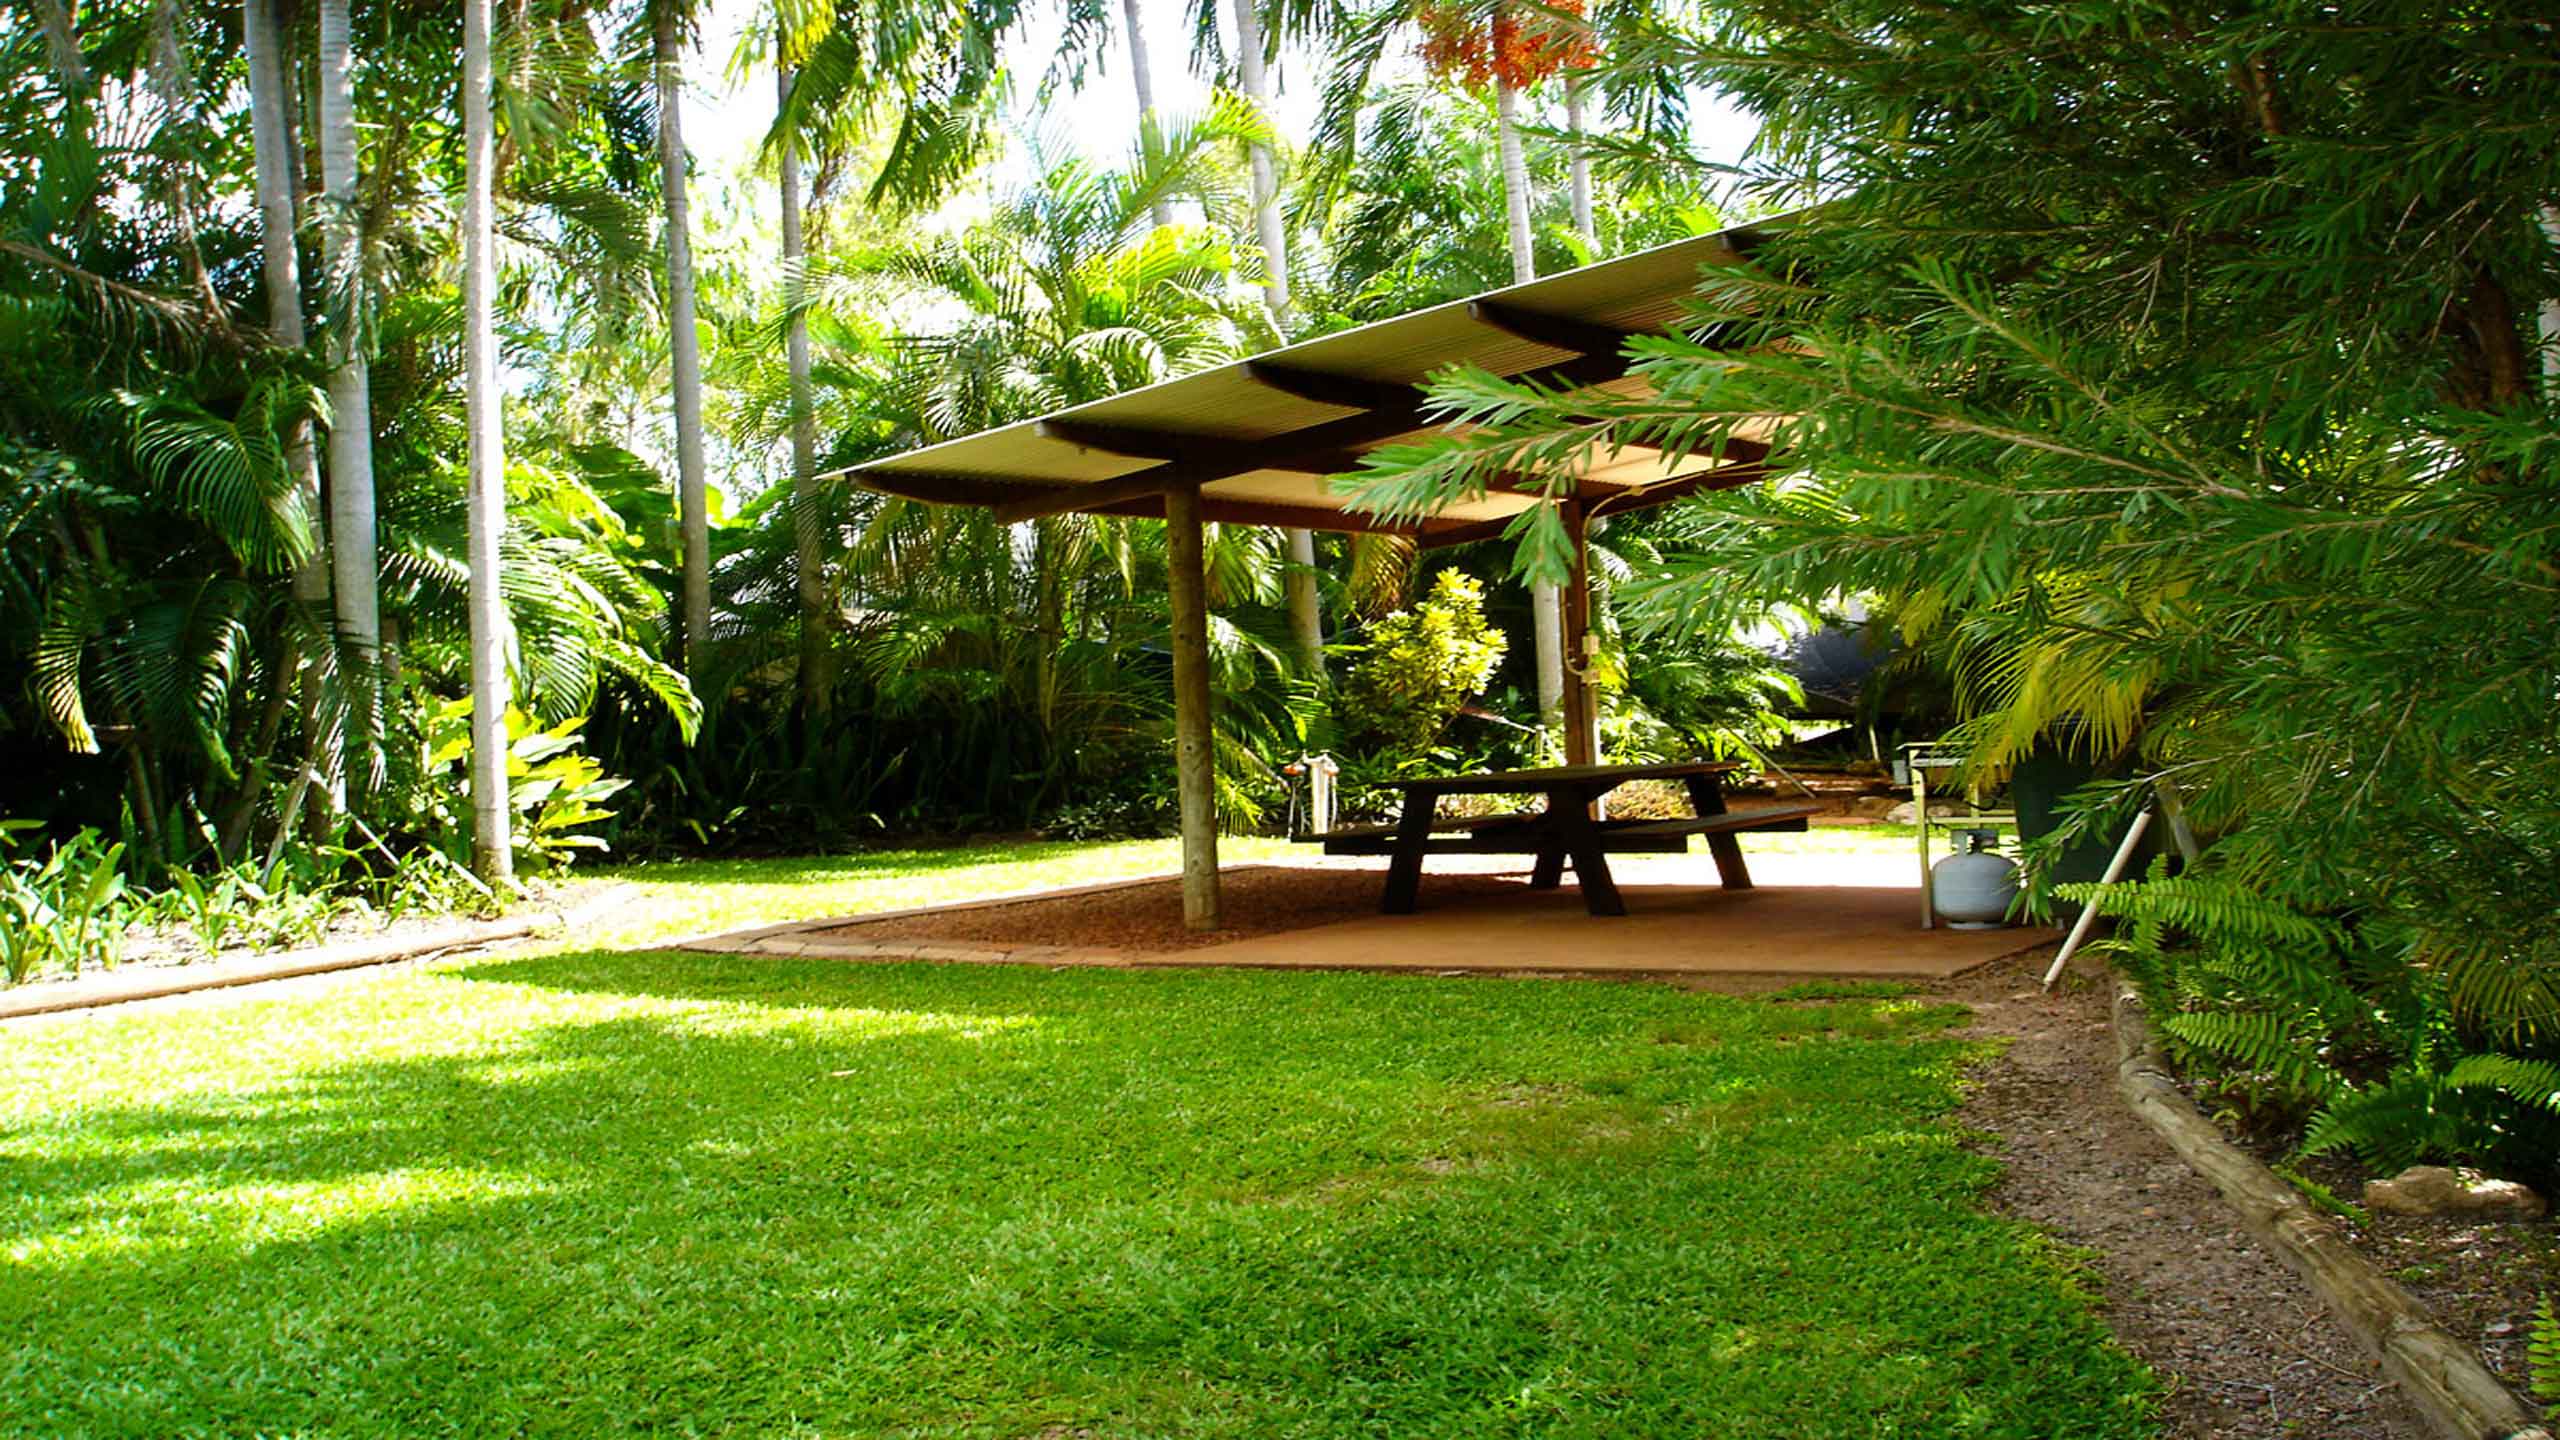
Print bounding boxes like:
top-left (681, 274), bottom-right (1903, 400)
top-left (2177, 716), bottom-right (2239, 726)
top-left (317, 0), bottom-right (381, 669)
top-left (1231, 0), bottom-right (1290, 318)
top-left (1495, 79), bottom-right (1537, 286)
top-left (146, 0), bottom-right (190, 108)
top-left (142, 0), bottom-right (224, 319)
top-left (1124, 0), bottom-right (1174, 230)
top-left (462, 0), bottom-right (513, 886)
top-left (244, 0), bottom-right (328, 614)
top-left (30, 0), bottom-right (87, 94)
top-left (779, 56), bottom-right (831, 730)
top-left (655, 1), bottom-right (713, 674)
top-left (2540, 205), bottom-right (2560, 394)
top-left (1564, 76), bottom-right (1595, 251)
top-left (1496, 77), bottom-right (1566, 733)
top-left (1231, 0), bottom-right (1323, 673)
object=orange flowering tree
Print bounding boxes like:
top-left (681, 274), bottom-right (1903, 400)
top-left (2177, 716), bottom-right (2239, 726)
top-left (1414, 0), bottom-right (1596, 92)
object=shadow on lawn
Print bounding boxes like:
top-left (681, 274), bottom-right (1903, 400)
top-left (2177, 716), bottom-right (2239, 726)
top-left (451, 945), bottom-right (1107, 1015)
top-left (3, 1002), bottom-right (1119, 1433)
top-left (1, 956), bottom-right (2157, 1438)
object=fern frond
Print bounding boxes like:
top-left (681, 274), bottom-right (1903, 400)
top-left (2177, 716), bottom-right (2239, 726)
top-left (2162, 1010), bottom-right (2342, 1102)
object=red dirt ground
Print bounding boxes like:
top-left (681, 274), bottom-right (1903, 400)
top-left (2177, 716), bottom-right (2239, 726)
top-left (801, 864), bottom-right (1527, 954)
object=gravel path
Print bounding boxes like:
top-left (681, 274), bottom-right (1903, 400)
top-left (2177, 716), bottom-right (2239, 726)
top-left (1942, 952), bottom-right (2432, 1439)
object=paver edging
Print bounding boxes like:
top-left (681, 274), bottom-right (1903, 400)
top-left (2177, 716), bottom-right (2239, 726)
top-left (2110, 981), bottom-right (2551, 1440)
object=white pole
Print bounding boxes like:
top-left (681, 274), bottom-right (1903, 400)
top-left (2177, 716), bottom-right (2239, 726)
top-left (2043, 806), bottom-right (2152, 989)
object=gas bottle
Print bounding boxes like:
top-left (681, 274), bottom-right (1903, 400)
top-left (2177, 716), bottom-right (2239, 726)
top-left (1933, 828), bottom-right (2018, 929)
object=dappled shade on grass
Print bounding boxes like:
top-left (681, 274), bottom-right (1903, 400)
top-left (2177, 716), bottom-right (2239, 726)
top-left (2, 954), bottom-right (2156, 1437)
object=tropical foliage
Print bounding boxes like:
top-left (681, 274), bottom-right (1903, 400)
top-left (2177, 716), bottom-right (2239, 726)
top-left (1348, 0), bottom-right (2560, 1173)
top-left (0, 0), bottom-right (1725, 977)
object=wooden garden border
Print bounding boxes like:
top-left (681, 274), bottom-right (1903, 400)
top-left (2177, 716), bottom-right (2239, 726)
top-left (2111, 984), bottom-right (2552, 1440)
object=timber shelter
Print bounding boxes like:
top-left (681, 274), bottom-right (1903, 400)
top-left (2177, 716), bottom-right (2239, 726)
top-left (835, 223), bottom-right (1784, 931)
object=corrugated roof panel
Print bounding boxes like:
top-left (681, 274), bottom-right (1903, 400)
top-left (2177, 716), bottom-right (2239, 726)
top-left (843, 223), bottom-right (1785, 525)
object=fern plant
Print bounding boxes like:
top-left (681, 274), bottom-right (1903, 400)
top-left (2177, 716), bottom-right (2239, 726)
top-left (2068, 867), bottom-right (2560, 1179)
top-left (2530, 1296), bottom-right (2558, 1404)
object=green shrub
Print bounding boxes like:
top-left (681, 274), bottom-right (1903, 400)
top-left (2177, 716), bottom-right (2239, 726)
top-left (1035, 765), bottom-right (1180, 840)
top-left (1613, 630), bottom-right (1804, 762)
top-left (1333, 570), bottom-right (1506, 759)
top-left (418, 702), bottom-right (632, 874)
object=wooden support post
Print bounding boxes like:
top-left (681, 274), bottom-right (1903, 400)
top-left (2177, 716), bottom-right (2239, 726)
top-left (1163, 484), bottom-right (1223, 930)
top-left (1560, 499), bottom-right (1598, 769)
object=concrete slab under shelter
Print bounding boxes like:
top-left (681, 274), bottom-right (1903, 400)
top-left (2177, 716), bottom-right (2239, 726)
top-left (687, 855), bottom-right (2056, 981)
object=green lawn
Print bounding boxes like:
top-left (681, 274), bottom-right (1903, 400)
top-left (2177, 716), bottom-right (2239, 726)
top-left (1, 844), bottom-right (2155, 1438)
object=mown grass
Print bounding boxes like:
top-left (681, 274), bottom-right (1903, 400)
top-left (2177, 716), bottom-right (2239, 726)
top-left (1, 841), bottom-right (2155, 1438)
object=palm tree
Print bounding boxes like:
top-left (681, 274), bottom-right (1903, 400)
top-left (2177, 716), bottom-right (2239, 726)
top-left (774, 45), bottom-right (831, 728)
top-left (28, 0), bottom-right (86, 92)
top-left (317, 0), bottom-right (381, 669)
top-left (1420, 0), bottom-right (1576, 729)
top-left (803, 121), bottom-right (1299, 812)
top-left (1124, 0), bottom-right (1176, 230)
top-left (241, 0), bottom-right (328, 620)
top-left (1302, 0), bottom-right (1596, 732)
top-left (460, 0), bottom-right (511, 884)
top-left (1223, 0), bottom-right (1327, 674)
top-left (653, 0), bottom-right (713, 675)
top-left (1563, 76), bottom-right (1595, 248)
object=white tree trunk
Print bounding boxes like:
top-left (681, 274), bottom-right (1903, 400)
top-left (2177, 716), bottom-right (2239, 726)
top-left (244, 0), bottom-right (328, 612)
top-left (1496, 80), bottom-right (1537, 287)
top-left (655, 3), bottom-right (713, 673)
top-left (462, 0), bottom-right (513, 886)
top-left (1496, 78), bottom-right (1567, 730)
top-left (318, 0), bottom-right (380, 662)
top-left (1124, 0), bottom-right (1175, 230)
top-left (779, 57), bottom-right (830, 725)
top-left (1231, 0), bottom-right (1290, 319)
top-left (1231, 0), bottom-right (1322, 671)
top-left (1565, 77), bottom-right (1595, 250)
top-left (1283, 526), bottom-right (1323, 670)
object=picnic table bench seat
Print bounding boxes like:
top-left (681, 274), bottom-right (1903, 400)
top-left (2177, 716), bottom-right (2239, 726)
top-left (1309, 801), bottom-right (1819, 857)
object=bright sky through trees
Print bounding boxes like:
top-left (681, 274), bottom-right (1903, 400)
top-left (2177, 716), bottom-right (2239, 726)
top-left (687, 0), bottom-right (1759, 214)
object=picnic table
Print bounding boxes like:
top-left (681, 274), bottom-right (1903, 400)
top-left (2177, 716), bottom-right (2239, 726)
top-left (1306, 760), bottom-right (1820, 916)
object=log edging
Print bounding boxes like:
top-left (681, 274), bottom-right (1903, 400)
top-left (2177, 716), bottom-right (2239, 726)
top-left (2110, 984), bottom-right (2552, 1440)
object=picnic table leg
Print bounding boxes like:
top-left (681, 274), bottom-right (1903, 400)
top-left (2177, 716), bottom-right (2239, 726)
top-left (1705, 834), bottom-right (1755, 890)
top-left (1380, 801), bottom-right (1436, 914)
top-left (1529, 839), bottom-right (1565, 889)
top-left (1683, 774), bottom-right (1754, 889)
top-left (1552, 788), bottom-right (1625, 916)
top-left (1681, 774), bottom-right (1731, 819)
